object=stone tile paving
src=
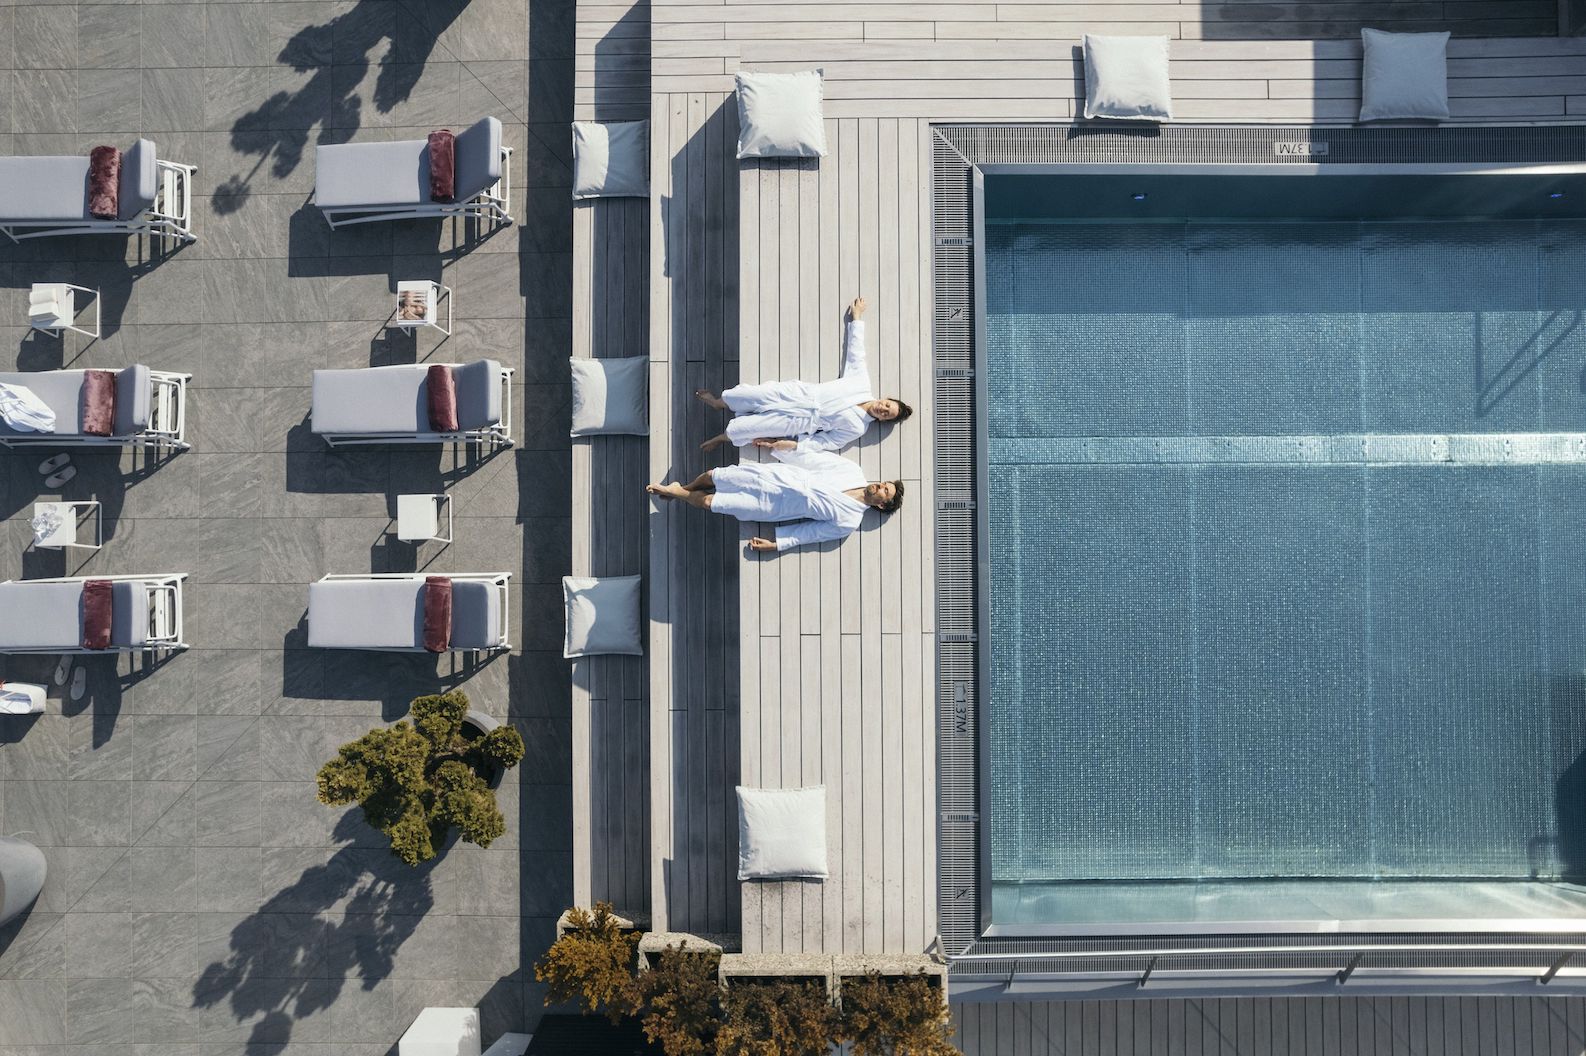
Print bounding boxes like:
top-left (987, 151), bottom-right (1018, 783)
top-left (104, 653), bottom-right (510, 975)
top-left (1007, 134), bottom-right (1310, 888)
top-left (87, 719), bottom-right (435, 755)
top-left (0, 0), bottom-right (577, 1050)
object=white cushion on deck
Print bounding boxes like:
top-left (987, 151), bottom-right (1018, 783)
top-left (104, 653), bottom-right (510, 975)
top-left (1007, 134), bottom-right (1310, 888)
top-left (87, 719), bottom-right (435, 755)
top-left (735, 70), bottom-right (827, 159)
top-left (737, 785), bottom-right (829, 880)
top-left (1082, 34), bottom-right (1173, 121)
top-left (1359, 28), bottom-right (1450, 122)
top-left (572, 121), bottom-right (648, 199)
top-left (569, 357), bottom-right (648, 436)
top-left (562, 575), bottom-right (642, 658)
top-left (0, 581), bottom-right (149, 651)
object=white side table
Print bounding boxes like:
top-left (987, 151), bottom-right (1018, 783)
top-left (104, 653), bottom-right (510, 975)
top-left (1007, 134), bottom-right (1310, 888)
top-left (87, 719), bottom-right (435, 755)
top-left (393, 280), bottom-right (453, 337)
top-left (396, 494), bottom-right (453, 543)
top-left (28, 283), bottom-right (100, 339)
top-left (31, 501), bottom-right (102, 551)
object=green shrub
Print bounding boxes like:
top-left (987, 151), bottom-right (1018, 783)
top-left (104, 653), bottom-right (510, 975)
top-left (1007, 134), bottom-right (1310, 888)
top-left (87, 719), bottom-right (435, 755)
top-left (637, 944), bottom-right (723, 1056)
top-left (534, 903), bottom-right (641, 1022)
top-left (839, 971), bottom-right (955, 1056)
top-left (715, 978), bottom-right (838, 1056)
top-left (315, 691), bottom-right (523, 865)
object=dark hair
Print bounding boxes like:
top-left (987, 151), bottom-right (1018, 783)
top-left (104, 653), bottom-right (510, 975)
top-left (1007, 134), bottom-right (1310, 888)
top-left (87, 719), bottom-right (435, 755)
top-left (876, 480), bottom-right (905, 515)
top-left (889, 399), bottom-right (915, 423)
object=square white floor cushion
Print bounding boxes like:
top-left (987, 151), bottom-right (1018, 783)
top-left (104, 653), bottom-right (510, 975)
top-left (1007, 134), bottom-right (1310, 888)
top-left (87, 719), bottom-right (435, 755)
top-left (563, 575), bottom-right (643, 658)
top-left (735, 70), bottom-right (828, 159)
top-left (737, 785), bottom-right (829, 879)
top-left (1083, 34), bottom-right (1173, 121)
top-left (1359, 28), bottom-right (1450, 121)
top-left (572, 121), bottom-right (649, 198)
top-left (570, 356), bottom-right (648, 436)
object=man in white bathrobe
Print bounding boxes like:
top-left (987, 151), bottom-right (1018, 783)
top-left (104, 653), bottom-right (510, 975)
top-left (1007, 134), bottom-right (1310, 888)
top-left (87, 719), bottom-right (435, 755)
top-left (647, 439), bottom-right (903, 552)
top-left (695, 297), bottom-right (912, 453)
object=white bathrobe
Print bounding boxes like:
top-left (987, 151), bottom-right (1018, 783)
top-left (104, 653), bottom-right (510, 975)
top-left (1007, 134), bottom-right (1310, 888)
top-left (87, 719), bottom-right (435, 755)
top-left (721, 320), bottom-right (874, 451)
top-left (709, 445), bottom-right (869, 551)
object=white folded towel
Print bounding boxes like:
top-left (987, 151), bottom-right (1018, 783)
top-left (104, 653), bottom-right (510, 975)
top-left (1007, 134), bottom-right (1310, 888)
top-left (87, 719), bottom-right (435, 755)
top-left (0, 683), bottom-right (46, 715)
top-left (31, 506), bottom-right (65, 545)
top-left (0, 382), bottom-right (56, 433)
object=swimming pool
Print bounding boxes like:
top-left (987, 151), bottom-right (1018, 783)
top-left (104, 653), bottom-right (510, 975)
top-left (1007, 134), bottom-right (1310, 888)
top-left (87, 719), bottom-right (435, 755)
top-left (982, 171), bottom-right (1586, 928)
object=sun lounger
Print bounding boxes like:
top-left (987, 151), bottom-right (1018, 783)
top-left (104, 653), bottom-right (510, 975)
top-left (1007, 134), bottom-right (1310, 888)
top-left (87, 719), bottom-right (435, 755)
top-left (313, 117), bottom-right (513, 229)
top-left (0, 139), bottom-right (196, 244)
top-left (0, 574), bottom-right (189, 654)
top-left (310, 360), bottom-right (513, 447)
top-left (307, 574), bottom-right (512, 653)
top-left (0, 366), bottom-right (191, 450)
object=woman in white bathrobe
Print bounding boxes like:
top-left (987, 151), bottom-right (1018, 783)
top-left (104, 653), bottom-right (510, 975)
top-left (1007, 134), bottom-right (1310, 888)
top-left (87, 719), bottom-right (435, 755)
top-left (695, 297), bottom-right (912, 453)
top-left (647, 439), bottom-right (904, 552)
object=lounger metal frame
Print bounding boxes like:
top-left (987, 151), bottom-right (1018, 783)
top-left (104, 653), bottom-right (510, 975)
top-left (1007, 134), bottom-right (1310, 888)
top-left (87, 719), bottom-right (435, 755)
top-left (318, 366), bottom-right (515, 448)
top-left (0, 573), bottom-right (189, 654)
top-left (0, 370), bottom-right (193, 451)
top-left (315, 572), bottom-right (513, 653)
top-left (0, 159), bottom-right (198, 244)
top-left (319, 146), bottom-right (514, 230)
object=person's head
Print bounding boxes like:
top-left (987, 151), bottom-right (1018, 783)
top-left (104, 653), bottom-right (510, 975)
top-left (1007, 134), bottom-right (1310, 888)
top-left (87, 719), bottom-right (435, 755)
top-left (870, 398), bottom-right (914, 423)
top-left (862, 480), bottom-right (905, 515)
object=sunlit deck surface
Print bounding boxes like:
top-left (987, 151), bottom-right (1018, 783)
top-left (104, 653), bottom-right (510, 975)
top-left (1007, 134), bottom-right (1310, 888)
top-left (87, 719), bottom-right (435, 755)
top-left (569, 0), bottom-right (1586, 1048)
top-left (0, 0), bottom-right (575, 1049)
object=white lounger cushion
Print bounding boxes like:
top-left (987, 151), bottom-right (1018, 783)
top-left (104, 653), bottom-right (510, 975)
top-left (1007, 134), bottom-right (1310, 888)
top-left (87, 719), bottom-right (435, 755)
top-left (399, 1007), bottom-right (482, 1056)
top-left (315, 118), bottom-right (503, 209)
top-left (0, 581), bottom-right (148, 650)
top-left (737, 785), bottom-right (829, 880)
top-left (1359, 29), bottom-right (1450, 121)
top-left (569, 357), bottom-right (648, 436)
top-left (311, 360), bottom-right (502, 436)
top-left (307, 580), bottom-right (500, 650)
top-left (0, 366), bottom-right (151, 438)
top-left (562, 575), bottom-right (642, 657)
top-left (1083, 35), bottom-right (1173, 121)
top-left (0, 140), bottom-right (157, 223)
top-left (572, 121), bottom-right (649, 199)
top-left (735, 70), bottom-right (828, 159)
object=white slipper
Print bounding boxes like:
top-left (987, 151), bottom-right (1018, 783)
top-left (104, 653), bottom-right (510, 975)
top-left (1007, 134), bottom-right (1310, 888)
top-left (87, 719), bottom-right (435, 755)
top-left (69, 666), bottom-right (87, 703)
top-left (53, 656), bottom-right (71, 686)
top-left (44, 466), bottom-right (76, 489)
top-left (38, 454), bottom-right (69, 475)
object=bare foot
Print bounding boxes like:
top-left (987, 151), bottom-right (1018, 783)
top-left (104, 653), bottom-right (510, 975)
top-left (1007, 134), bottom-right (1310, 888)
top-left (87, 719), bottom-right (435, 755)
top-left (646, 483), bottom-right (687, 500)
top-left (694, 389), bottom-right (727, 411)
top-left (700, 435), bottom-right (726, 453)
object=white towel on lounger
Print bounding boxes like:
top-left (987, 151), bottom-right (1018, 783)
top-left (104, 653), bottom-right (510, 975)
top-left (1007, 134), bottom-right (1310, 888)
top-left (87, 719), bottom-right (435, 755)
top-left (0, 382), bottom-right (55, 432)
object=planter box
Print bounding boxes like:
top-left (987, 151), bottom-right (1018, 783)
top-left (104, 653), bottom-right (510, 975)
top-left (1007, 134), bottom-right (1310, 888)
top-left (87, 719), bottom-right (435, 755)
top-left (833, 954), bottom-right (948, 1002)
top-left (637, 931), bottom-right (739, 972)
top-left (554, 907), bottom-right (648, 937)
top-left (718, 952), bottom-right (835, 997)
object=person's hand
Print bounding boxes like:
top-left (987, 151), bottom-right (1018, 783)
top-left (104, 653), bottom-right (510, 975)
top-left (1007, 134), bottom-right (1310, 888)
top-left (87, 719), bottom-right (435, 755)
top-left (753, 438), bottom-right (795, 451)
top-left (850, 296), bottom-right (867, 319)
top-left (748, 537), bottom-right (777, 551)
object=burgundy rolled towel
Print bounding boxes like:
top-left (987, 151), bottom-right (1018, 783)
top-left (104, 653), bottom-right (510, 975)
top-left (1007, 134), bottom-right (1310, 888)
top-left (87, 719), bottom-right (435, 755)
top-left (81, 369), bottom-right (118, 437)
top-left (428, 130), bottom-right (456, 202)
top-left (423, 576), bottom-right (453, 653)
top-left (88, 146), bottom-right (121, 220)
top-left (81, 579), bottom-right (113, 651)
top-left (426, 364), bottom-right (459, 433)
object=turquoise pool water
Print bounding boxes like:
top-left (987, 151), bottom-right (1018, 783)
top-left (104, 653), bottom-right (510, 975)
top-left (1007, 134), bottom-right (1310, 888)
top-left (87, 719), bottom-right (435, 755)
top-left (984, 212), bottom-right (1586, 919)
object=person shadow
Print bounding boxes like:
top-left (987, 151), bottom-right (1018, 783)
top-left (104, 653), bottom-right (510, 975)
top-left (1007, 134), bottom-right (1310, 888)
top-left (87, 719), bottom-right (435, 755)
top-left (214, 0), bottom-right (472, 214)
top-left (191, 812), bottom-right (437, 1047)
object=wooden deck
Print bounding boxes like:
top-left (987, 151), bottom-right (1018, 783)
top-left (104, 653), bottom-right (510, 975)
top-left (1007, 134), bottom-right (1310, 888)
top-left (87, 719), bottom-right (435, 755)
top-left (570, 0), bottom-right (653, 920)
top-left (734, 121), bottom-right (937, 954)
top-left (951, 996), bottom-right (1586, 1055)
top-left (573, 0), bottom-right (1586, 1021)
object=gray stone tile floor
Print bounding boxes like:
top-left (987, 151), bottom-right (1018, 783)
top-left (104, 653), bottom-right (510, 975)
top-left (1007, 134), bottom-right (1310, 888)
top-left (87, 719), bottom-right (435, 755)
top-left (0, 0), bottom-right (577, 1050)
